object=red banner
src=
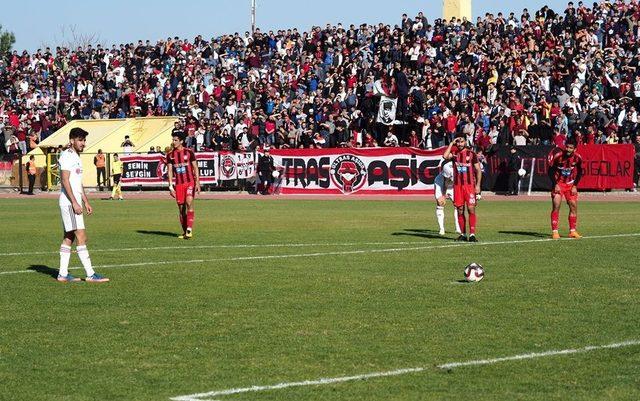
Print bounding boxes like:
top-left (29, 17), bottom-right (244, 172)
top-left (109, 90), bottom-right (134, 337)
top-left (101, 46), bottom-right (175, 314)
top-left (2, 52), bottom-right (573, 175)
top-left (269, 147), bottom-right (445, 195)
top-left (577, 144), bottom-right (635, 190)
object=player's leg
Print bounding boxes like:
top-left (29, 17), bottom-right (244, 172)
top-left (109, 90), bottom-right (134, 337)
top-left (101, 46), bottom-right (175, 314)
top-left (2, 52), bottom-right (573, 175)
top-left (467, 205), bottom-right (477, 242)
top-left (76, 229), bottom-right (110, 282)
top-left (435, 197), bottom-right (446, 235)
top-left (434, 176), bottom-right (446, 235)
top-left (567, 198), bottom-right (581, 238)
top-left (177, 203), bottom-right (187, 237)
top-left (447, 187), bottom-right (461, 234)
top-left (185, 190), bottom-right (195, 239)
top-left (58, 205), bottom-right (80, 282)
top-left (550, 192), bottom-right (562, 239)
top-left (58, 230), bottom-right (79, 282)
top-left (453, 186), bottom-right (467, 241)
top-left (455, 205), bottom-right (467, 241)
top-left (175, 183), bottom-right (189, 237)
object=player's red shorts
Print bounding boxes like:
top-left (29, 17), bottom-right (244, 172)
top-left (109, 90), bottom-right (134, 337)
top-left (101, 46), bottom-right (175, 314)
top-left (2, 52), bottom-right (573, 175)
top-left (175, 182), bottom-right (196, 205)
top-left (453, 185), bottom-right (477, 208)
top-left (552, 182), bottom-right (578, 201)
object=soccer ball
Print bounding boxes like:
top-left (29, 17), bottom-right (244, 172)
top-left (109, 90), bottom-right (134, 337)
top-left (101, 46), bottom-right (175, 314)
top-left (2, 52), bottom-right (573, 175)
top-left (518, 168), bottom-right (527, 177)
top-left (464, 263), bottom-right (485, 282)
top-left (272, 170), bottom-right (280, 178)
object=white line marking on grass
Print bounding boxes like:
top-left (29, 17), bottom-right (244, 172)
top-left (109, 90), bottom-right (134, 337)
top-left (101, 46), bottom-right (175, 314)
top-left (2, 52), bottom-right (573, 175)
top-left (437, 339), bottom-right (640, 370)
top-left (0, 241), bottom-right (430, 257)
top-left (1, 233), bottom-right (639, 277)
top-left (171, 339), bottom-right (640, 401)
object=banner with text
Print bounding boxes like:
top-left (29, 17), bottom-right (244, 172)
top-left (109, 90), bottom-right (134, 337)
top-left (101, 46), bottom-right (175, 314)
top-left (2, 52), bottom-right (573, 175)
top-left (121, 152), bottom-right (220, 186)
top-left (269, 147), bottom-right (445, 195)
top-left (483, 144), bottom-right (635, 192)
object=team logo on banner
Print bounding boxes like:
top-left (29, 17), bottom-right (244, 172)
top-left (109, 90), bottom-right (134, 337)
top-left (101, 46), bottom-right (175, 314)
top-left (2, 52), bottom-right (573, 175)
top-left (330, 155), bottom-right (367, 194)
top-left (220, 154), bottom-right (236, 179)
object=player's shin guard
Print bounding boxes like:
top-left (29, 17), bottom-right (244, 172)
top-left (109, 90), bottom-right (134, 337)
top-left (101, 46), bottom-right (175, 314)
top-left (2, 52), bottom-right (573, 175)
top-left (187, 210), bottom-right (195, 230)
top-left (551, 210), bottom-right (560, 231)
top-left (59, 244), bottom-right (71, 276)
top-left (76, 245), bottom-right (95, 277)
top-left (436, 206), bottom-right (445, 232)
top-left (457, 212), bottom-right (466, 234)
top-left (569, 214), bottom-right (577, 232)
top-left (468, 212), bottom-right (477, 235)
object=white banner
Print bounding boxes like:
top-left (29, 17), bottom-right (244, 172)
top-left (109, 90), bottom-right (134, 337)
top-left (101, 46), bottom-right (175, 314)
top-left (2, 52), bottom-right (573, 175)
top-left (377, 96), bottom-right (397, 125)
top-left (218, 152), bottom-right (237, 181)
top-left (236, 152), bottom-right (256, 179)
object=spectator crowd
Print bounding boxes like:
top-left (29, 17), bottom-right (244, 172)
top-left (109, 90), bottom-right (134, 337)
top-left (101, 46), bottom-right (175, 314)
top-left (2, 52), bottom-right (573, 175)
top-left (2, 0), bottom-right (640, 171)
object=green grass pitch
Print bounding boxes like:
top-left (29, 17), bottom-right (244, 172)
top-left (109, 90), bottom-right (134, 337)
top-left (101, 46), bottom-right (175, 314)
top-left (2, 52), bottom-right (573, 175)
top-left (0, 198), bottom-right (639, 401)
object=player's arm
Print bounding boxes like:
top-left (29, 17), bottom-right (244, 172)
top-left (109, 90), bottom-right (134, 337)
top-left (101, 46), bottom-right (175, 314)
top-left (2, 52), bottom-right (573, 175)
top-left (60, 170), bottom-right (83, 215)
top-left (572, 156), bottom-right (584, 195)
top-left (167, 162), bottom-right (175, 197)
top-left (442, 139), bottom-right (458, 160)
top-left (474, 161), bottom-right (482, 195)
top-left (191, 157), bottom-right (201, 194)
top-left (80, 182), bottom-right (93, 215)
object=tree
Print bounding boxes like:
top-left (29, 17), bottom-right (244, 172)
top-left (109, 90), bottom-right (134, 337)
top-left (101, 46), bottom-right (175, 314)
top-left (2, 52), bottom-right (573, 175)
top-left (46, 24), bottom-right (102, 50)
top-left (0, 25), bottom-right (16, 55)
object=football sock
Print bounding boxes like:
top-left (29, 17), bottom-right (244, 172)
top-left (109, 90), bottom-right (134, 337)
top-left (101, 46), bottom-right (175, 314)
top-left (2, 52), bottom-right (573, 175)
top-left (457, 212), bottom-right (466, 234)
top-left (436, 206), bottom-right (445, 231)
top-left (187, 210), bottom-right (195, 230)
top-left (569, 214), bottom-right (577, 231)
top-left (59, 244), bottom-right (71, 276)
top-left (76, 245), bottom-right (95, 277)
top-left (551, 210), bottom-right (559, 231)
top-left (468, 212), bottom-right (477, 235)
top-left (454, 208), bottom-right (461, 233)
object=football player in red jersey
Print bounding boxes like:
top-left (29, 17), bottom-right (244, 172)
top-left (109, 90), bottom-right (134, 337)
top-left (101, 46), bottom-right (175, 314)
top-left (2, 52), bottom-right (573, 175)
top-left (548, 137), bottom-right (584, 239)
top-left (167, 132), bottom-right (201, 239)
top-left (443, 135), bottom-right (483, 242)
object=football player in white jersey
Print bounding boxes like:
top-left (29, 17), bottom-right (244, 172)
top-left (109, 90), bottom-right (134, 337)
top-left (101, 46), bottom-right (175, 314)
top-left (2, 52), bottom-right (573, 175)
top-left (434, 159), bottom-right (461, 236)
top-left (57, 127), bottom-right (109, 283)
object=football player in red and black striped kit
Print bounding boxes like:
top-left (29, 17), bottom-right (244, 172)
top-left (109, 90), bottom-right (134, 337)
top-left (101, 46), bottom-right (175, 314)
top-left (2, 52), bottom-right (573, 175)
top-left (548, 138), bottom-right (583, 239)
top-left (167, 132), bottom-right (201, 239)
top-left (443, 135), bottom-right (483, 242)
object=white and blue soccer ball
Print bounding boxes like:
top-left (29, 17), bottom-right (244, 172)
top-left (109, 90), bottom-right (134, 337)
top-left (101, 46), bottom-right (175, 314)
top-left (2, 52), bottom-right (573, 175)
top-left (464, 263), bottom-right (485, 282)
top-left (518, 168), bottom-right (527, 177)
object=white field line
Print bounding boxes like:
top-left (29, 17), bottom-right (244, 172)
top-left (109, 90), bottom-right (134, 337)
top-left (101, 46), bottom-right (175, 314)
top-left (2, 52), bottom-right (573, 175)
top-left (171, 339), bottom-right (640, 401)
top-left (0, 240), bottom-right (429, 257)
top-left (1, 233), bottom-right (639, 277)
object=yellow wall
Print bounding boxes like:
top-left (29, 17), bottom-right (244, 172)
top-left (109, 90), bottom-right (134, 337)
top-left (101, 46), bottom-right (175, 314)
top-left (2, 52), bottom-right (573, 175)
top-left (24, 117), bottom-right (178, 188)
top-left (443, 0), bottom-right (472, 21)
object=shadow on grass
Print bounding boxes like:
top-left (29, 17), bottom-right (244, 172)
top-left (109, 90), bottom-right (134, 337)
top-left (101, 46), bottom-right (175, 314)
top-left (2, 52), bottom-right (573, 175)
top-left (136, 230), bottom-right (177, 237)
top-left (391, 228), bottom-right (451, 240)
top-left (498, 230), bottom-right (548, 238)
top-left (28, 265), bottom-right (58, 279)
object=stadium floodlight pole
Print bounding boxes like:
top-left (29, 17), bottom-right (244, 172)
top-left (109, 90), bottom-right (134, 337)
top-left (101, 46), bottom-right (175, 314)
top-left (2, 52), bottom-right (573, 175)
top-left (251, 0), bottom-right (256, 34)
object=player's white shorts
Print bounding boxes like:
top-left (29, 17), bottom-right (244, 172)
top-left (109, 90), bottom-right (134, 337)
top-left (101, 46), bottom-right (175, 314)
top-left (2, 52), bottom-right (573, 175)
top-left (60, 204), bottom-right (85, 232)
top-left (434, 175), bottom-right (454, 200)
